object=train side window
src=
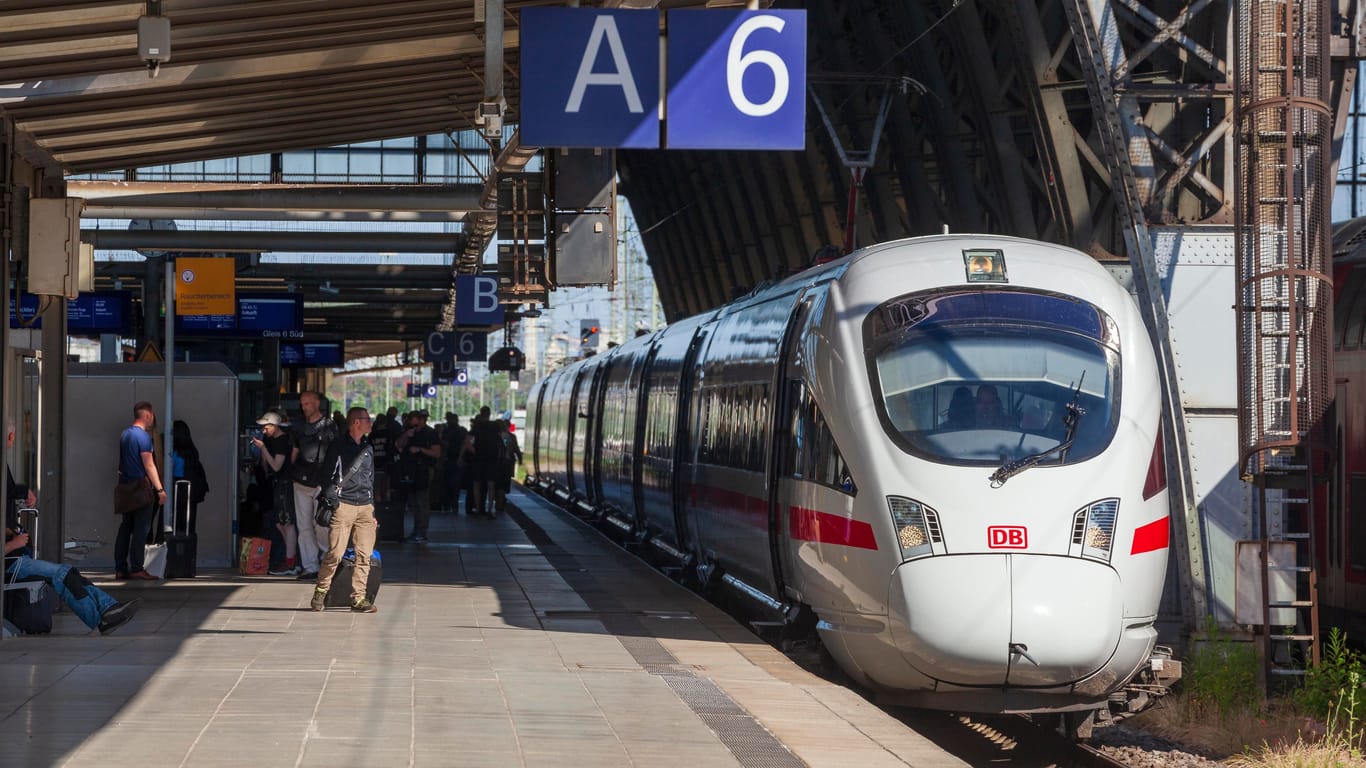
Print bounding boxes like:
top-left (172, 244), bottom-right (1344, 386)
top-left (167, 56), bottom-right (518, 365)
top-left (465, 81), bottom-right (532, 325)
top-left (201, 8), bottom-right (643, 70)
top-left (1351, 474), bottom-right (1366, 572)
top-left (816, 405), bottom-right (856, 495)
top-left (786, 380), bottom-right (806, 477)
top-left (1341, 267), bottom-right (1366, 349)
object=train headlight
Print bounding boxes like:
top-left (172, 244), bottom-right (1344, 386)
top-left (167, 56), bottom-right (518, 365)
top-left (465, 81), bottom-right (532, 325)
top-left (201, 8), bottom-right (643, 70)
top-left (1070, 498), bottom-right (1119, 562)
top-left (887, 496), bottom-right (943, 561)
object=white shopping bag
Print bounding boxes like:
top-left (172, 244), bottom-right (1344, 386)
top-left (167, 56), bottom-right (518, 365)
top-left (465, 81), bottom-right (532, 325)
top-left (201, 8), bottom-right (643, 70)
top-left (142, 503), bottom-right (167, 578)
top-left (143, 542), bottom-right (167, 578)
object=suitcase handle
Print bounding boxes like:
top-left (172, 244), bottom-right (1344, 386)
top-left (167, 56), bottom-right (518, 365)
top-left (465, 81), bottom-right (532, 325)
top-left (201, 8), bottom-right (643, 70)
top-left (13, 507), bottom-right (38, 562)
top-left (172, 480), bottom-right (192, 536)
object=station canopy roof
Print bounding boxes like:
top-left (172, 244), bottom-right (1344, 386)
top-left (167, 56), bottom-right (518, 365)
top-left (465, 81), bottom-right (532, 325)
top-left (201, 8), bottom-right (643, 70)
top-left (0, 0), bottom-right (707, 346)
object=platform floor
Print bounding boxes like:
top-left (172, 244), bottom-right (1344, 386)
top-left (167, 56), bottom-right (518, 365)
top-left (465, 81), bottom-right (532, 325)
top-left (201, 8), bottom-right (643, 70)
top-left (0, 488), bottom-right (964, 767)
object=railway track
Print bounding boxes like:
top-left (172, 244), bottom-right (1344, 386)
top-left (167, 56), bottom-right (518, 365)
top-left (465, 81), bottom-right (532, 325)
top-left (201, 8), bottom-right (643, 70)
top-left (893, 709), bottom-right (1133, 767)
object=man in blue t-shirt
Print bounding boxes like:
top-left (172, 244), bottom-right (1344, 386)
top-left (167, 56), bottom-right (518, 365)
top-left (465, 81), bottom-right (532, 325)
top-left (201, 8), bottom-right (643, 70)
top-left (114, 401), bottom-right (167, 580)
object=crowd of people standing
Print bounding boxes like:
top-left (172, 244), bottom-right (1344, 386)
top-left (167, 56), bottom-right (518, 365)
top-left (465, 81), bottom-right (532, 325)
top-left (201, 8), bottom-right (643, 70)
top-left (244, 396), bottom-right (522, 569)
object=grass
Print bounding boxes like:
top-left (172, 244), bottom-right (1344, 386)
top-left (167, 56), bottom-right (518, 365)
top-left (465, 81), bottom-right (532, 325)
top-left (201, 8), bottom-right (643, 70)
top-left (1123, 625), bottom-right (1366, 767)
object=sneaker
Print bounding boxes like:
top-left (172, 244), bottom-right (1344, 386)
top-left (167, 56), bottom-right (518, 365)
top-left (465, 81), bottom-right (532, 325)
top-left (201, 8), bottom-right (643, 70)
top-left (310, 588), bottom-right (328, 612)
top-left (268, 565), bottom-right (295, 576)
top-left (405, 535), bottom-right (427, 543)
top-left (98, 599), bottom-right (141, 635)
top-left (351, 598), bottom-right (378, 614)
top-left (296, 571), bottom-right (319, 581)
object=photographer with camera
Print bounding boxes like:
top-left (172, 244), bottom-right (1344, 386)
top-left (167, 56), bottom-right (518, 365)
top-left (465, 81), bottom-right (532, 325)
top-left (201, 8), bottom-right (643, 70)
top-left (309, 406), bottom-right (377, 613)
top-left (251, 411), bottom-right (300, 576)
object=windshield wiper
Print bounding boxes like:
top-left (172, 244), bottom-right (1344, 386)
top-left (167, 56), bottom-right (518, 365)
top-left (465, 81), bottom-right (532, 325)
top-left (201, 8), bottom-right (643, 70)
top-left (989, 374), bottom-right (1086, 488)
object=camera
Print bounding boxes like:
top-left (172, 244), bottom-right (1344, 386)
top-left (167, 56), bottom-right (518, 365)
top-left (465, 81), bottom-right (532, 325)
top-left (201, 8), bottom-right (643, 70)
top-left (240, 426), bottom-right (264, 462)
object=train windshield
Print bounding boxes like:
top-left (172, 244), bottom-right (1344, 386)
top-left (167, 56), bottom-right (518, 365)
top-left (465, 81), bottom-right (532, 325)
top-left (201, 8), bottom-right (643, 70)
top-left (865, 289), bottom-right (1121, 466)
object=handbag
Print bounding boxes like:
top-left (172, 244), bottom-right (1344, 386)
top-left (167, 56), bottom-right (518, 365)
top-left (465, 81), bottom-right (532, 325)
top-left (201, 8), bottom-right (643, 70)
top-left (314, 486), bottom-right (340, 528)
top-left (113, 476), bottom-right (155, 515)
top-left (313, 453), bottom-right (366, 528)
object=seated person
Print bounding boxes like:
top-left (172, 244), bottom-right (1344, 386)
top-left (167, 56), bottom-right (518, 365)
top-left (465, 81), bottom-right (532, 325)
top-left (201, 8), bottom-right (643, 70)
top-left (943, 386), bottom-right (976, 429)
top-left (975, 385), bottom-right (1012, 429)
top-left (4, 529), bottom-right (139, 635)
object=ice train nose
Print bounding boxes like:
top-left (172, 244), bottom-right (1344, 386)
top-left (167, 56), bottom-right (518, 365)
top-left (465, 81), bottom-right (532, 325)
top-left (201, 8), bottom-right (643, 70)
top-left (888, 555), bottom-right (1123, 687)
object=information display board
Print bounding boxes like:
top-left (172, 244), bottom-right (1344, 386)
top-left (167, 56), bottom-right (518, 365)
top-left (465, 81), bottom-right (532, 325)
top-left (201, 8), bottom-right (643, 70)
top-left (177, 292), bottom-right (303, 337)
top-left (280, 341), bottom-right (344, 368)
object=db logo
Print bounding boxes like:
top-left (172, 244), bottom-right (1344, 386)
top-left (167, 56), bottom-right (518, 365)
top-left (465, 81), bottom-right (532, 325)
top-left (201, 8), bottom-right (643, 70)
top-left (987, 526), bottom-right (1028, 549)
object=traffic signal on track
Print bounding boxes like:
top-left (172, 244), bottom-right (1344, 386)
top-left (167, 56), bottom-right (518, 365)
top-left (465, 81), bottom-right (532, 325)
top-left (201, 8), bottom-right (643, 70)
top-left (580, 319), bottom-right (600, 347)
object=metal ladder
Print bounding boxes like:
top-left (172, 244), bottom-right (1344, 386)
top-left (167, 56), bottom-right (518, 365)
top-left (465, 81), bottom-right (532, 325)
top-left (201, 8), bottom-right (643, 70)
top-left (1233, 0), bottom-right (1331, 690)
top-left (1257, 454), bottom-right (1321, 684)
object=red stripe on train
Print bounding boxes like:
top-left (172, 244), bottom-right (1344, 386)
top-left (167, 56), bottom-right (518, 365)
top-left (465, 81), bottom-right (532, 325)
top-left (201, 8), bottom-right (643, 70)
top-left (789, 506), bottom-right (878, 550)
top-left (1130, 516), bottom-right (1169, 555)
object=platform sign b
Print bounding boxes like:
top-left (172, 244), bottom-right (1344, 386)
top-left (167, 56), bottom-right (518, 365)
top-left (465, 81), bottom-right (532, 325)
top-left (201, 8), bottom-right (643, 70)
top-left (455, 275), bottom-right (504, 327)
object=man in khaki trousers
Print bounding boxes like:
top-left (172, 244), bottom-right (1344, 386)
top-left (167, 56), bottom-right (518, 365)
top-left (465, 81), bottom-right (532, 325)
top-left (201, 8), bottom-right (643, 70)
top-left (310, 406), bottom-right (378, 613)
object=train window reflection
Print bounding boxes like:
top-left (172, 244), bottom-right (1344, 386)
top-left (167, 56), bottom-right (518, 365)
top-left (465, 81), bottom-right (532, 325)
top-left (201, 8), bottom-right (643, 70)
top-left (868, 296), bottom-right (1120, 466)
top-left (785, 381), bottom-right (856, 495)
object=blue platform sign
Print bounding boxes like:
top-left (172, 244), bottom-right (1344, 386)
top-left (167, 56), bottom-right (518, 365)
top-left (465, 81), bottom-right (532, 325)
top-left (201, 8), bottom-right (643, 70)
top-left (455, 275), bottom-right (504, 327)
top-left (666, 10), bottom-right (806, 150)
top-left (423, 331), bottom-right (457, 363)
top-left (453, 331), bottom-right (488, 363)
top-left (520, 8), bottom-right (661, 148)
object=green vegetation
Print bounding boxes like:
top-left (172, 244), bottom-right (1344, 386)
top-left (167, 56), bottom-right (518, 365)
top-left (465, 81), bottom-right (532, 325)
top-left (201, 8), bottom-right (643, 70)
top-left (1132, 623), bottom-right (1364, 766)
top-left (1295, 629), bottom-right (1365, 725)
top-left (1185, 616), bottom-right (1262, 719)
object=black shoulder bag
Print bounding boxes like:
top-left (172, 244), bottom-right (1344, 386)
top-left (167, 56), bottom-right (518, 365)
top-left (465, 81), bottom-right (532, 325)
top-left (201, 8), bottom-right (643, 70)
top-left (314, 453), bottom-right (365, 528)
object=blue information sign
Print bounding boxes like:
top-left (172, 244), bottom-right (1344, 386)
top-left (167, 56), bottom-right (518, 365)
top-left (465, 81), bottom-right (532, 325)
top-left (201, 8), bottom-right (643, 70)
top-left (13, 292), bottom-right (134, 333)
top-left (281, 341), bottom-right (344, 368)
top-left (455, 276), bottom-right (505, 327)
top-left (433, 362), bottom-right (469, 386)
top-left (666, 9), bottom-right (806, 150)
top-left (178, 292), bottom-right (303, 337)
top-left (453, 331), bottom-right (488, 363)
top-left (68, 292), bottom-right (132, 334)
top-left (520, 8), bottom-right (661, 148)
top-left (8, 294), bottom-right (41, 330)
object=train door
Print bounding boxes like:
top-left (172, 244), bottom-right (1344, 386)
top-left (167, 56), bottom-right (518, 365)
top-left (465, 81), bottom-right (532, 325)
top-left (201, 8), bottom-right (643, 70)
top-left (673, 328), bottom-right (710, 558)
top-left (528, 380), bottom-right (547, 481)
top-left (586, 358), bottom-right (613, 506)
top-left (567, 366), bottom-right (591, 499)
top-left (632, 344), bottom-right (661, 530)
top-left (1324, 381), bottom-right (1348, 624)
top-left (767, 297), bottom-right (813, 601)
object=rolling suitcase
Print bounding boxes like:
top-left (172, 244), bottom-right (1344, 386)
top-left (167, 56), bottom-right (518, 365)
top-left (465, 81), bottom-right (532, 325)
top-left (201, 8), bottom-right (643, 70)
top-left (324, 549), bottom-right (382, 607)
top-left (165, 480), bottom-right (197, 579)
top-left (4, 507), bottom-right (54, 634)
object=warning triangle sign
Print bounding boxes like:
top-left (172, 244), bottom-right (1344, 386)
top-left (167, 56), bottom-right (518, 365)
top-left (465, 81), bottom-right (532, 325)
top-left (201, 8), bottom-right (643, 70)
top-left (135, 341), bottom-right (163, 363)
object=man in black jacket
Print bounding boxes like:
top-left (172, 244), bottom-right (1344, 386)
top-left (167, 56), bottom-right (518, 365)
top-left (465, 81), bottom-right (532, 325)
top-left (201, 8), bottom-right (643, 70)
top-left (309, 407), bottom-right (378, 613)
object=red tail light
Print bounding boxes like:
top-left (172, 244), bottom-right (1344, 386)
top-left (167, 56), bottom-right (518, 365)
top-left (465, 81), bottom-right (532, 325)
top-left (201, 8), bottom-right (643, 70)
top-left (1142, 431), bottom-right (1167, 500)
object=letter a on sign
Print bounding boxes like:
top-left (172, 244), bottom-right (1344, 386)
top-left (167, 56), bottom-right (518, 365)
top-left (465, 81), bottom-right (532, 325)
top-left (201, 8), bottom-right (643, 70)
top-left (520, 8), bottom-right (660, 148)
top-left (455, 275), bottom-right (504, 326)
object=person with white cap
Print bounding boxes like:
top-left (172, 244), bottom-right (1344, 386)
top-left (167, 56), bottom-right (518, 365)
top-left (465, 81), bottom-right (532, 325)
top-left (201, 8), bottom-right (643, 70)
top-left (251, 410), bottom-right (298, 575)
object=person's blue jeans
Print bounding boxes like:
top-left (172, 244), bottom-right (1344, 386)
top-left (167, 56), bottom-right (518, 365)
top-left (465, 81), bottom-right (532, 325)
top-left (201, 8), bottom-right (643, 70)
top-left (6, 557), bottom-right (117, 630)
top-left (114, 503), bottom-right (155, 574)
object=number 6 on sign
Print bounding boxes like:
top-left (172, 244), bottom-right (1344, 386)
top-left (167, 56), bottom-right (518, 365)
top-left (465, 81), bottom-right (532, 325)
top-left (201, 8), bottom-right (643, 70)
top-left (455, 332), bottom-right (487, 362)
top-left (666, 9), bottom-right (806, 150)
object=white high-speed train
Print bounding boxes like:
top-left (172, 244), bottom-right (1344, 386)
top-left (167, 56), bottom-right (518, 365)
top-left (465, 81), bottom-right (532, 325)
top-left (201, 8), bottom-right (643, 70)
top-left (525, 235), bottom-right (1171, 719)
